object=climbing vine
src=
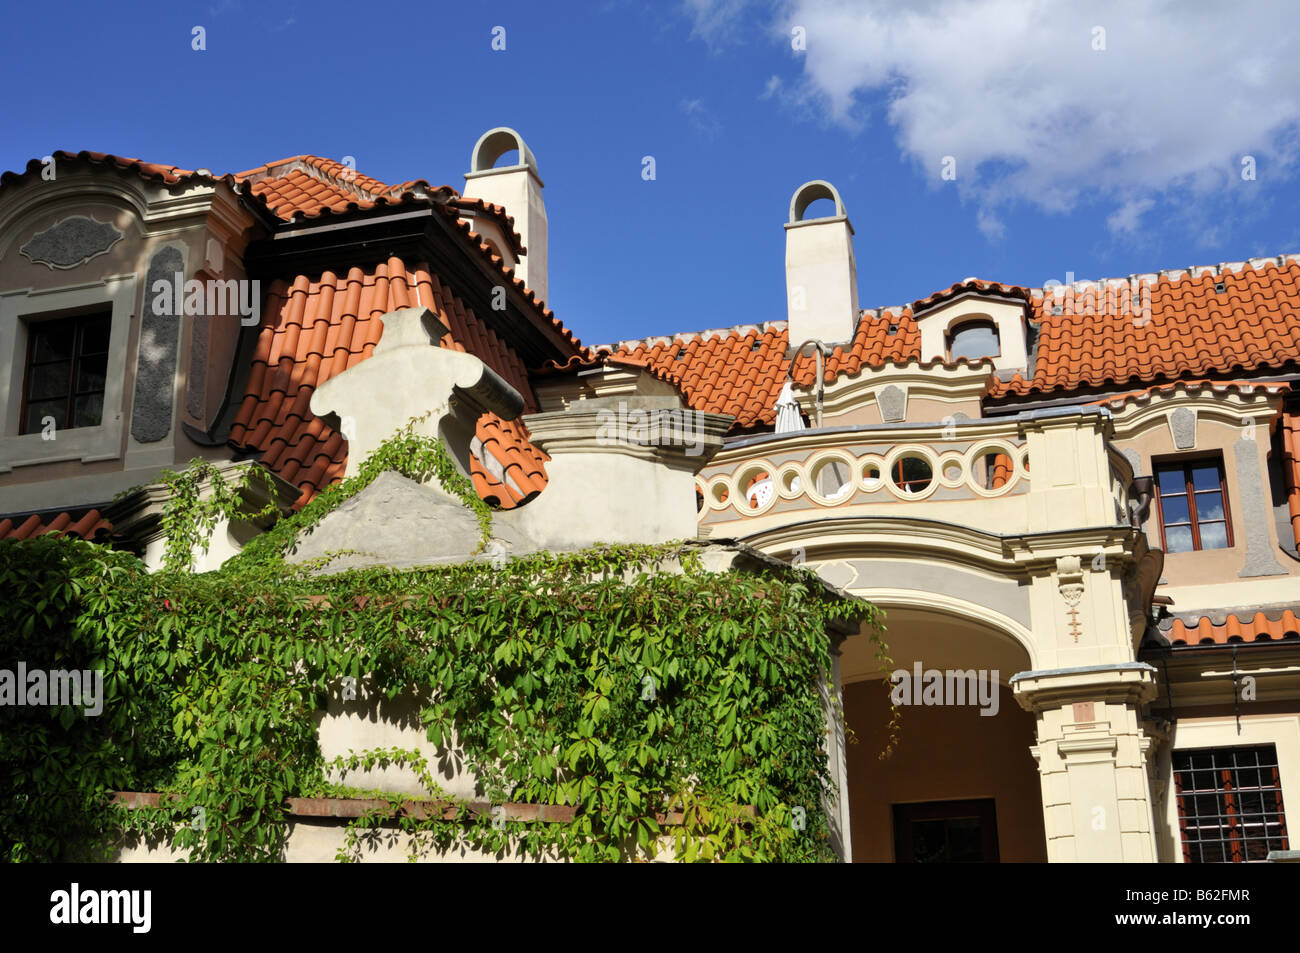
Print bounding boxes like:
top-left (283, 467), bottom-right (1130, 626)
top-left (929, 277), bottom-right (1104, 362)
top-left (0, 419), bottom-right (888, 864)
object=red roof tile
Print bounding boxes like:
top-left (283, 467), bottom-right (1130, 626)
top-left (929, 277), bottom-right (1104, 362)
top-left (613, 257), bottom-right (1300, 427)
top-left (0, 509), bottom-right (111, 542)
top-left (1167, 610), bottom-right (1300, 646)
top-left (0, 150), bottom-right (220, 191)
top-left (229, 258), bottom-right (550, 509)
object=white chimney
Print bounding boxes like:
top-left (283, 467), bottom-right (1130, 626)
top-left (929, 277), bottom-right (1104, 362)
top-left (462, 127), bottom-right (548, 306)
top-left (785, 180), bottom-right (859, 349)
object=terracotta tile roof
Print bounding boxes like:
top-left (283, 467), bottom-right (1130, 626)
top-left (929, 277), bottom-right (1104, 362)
top-left (612, 256), bottom-right (1300, 428)
top-left (1166, 609), bottom-right (1300, 646)
top-left (227, 257), bottom-right (549, 509)
top-left (448, 196), bottom-right (526, 256)
top-left (535, 351), bottom-right (689, 392)
top-left (0, 508), bottom-right (111, 542)
top-left (911, 278), bottom-right (1032, 315)
top-left (0, 149), bottom-right (220, 191)
top-left (1084, 379), bottom-right (1291, 410)
top-left (611, 319), bottom-right (918, 428)
top-left (233, 155), bottom-right (444, 223)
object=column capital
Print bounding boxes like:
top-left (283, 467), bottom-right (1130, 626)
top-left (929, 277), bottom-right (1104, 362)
top-left (1011, 662), bottom-right (1157, 712)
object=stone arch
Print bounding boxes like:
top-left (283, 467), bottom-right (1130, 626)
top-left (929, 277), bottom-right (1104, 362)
top-left (788, 179), bottom-right (847, 223)
top-left (739, 516), bottom-right (1041, 671)
top-left (469, 126), bottom-right (538, 175)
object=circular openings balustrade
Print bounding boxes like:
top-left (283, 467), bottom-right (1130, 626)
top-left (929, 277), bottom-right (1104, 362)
top-left (890, 454), bottom-right (933, 495)
top-left (862, 461), bottom-right (883, 490)
top-left (810, 457), bottom-right (855, 502)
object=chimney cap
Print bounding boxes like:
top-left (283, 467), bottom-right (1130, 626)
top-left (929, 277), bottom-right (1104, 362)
top-left (789, 179), bottom-right (847, 224)
top-left (469, 126), bottom-right (539, 176)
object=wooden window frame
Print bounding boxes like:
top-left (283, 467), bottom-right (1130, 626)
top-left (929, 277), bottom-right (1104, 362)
top-left (1153, 455), bottom-right (1233, 553)
top-left (18, 310), bottom-right (112, 436)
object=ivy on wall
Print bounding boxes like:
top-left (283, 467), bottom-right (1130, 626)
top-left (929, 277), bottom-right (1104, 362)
top-left (0, 420), bottom-right (888, 863)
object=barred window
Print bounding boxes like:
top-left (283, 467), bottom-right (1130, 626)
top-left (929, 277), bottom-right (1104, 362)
top-left (1173, 745), bottom-right (1289, 862)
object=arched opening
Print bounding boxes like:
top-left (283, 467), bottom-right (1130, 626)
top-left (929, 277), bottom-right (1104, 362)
top-left (491, 148), bottom-right (519, 169)
top-left (788, 179), bottom-right (847, 223)
top-left (837, 602), bottom-right (1046, 862)
top-left (946, 319), bottom-right (1000, 362)
top-left (468, 127), bottom-right (537, 175)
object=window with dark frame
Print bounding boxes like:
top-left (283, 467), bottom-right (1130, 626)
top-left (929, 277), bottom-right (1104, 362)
top-left (20, 311), bottom-right (111, 435)
top-left (946, 320), bottom-right (1000, 363)
top-left (1173, 745), bottom-right (1289, 862)
top-left (893, 799), bottom-right (1000, 863)
top-left (1154, 457), bottom-right (1232, 553)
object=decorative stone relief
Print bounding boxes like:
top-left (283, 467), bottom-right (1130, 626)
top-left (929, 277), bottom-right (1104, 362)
top-left (19, 216), bottom-right (123, 269)
top-left (131, 246), bottom-right (184, 443)
top-left (1233, 437), bottom-right (1287, 577)
top-left (1168, 407), bottom-right (1197, 450)
top-left (1056, 555), bottom-right (1086, 643)
top-left (812, 560), bottom-right (857, 590)
top-left (877, 384), bottom-right (907, 422)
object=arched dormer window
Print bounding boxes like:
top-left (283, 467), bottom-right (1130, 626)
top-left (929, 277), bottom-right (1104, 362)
top-left (946, 320), bottom-right (1000, 363)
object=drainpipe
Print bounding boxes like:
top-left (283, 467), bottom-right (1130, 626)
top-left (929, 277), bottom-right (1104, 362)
top-left (1282, 406), bottom-right (1300, 552)
top-left (790, 339), bottom-right (828, 428)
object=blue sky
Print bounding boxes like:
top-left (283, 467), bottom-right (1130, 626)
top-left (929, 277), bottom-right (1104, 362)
top-left (3, 0), bottom-right (1299, 348)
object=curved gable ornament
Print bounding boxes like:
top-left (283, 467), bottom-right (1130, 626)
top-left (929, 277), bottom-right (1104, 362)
top-left (20, 216), bottom-right (123, 269)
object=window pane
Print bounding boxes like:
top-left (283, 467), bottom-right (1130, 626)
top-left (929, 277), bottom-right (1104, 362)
top-left (76, 359), bottom-right (106, 393)
top-left (946, 817), bottom-right (984, 862)
top-left (948, 324), bottom-right (1000, 362)
top-left (1161, 495), bottom-right (1190, 526)
top-left (1199, 522), bottom-right (1229, 550)
top-left (31, 325), bottom-right (73, 362)
top-left (27, 361), bottom-right (70, 400)
top-left (1157, 467), bottom-right (1188, 496)
top-left (24, 399), bottom-right (65, 433)
top-left (910, 820), bottom-right (948, 863)
top-left (79, 317), bottom-right (111, 354)
top-left (1194, 491), bottom-right (1224, 521)
top-left (1174, 745), bottom-right (1286, 863)
top-left (1191, 465), bottom-right (1222, 492)
top-left (1166, 525), bottom-right (1194, 553)
top-left (73, 393), bottom-right (103, 428)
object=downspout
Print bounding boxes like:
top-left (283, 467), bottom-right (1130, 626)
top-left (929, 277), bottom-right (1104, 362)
top-left (1282, 405), bottom-right (1300, 552)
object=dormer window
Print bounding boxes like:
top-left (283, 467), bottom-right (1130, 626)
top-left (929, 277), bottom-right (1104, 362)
top-left (947, 320), bottom-right (1000, 363)
top-left (914, 290), bottom-right (1028, 373)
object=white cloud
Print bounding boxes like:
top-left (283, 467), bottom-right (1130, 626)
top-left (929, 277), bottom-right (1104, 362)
top-left (976, 208), bottom-right (1005, 241)
top-left (1107, 197), bottom-right (1154, 236)
top-left (689, 0), bottom-right (1300, 233)
top-left (680, 98), bottom-right (723, 138)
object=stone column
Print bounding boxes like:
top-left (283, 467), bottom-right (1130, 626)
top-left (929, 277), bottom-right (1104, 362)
top-left (1011, 663), bottom-right (1160, 862)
